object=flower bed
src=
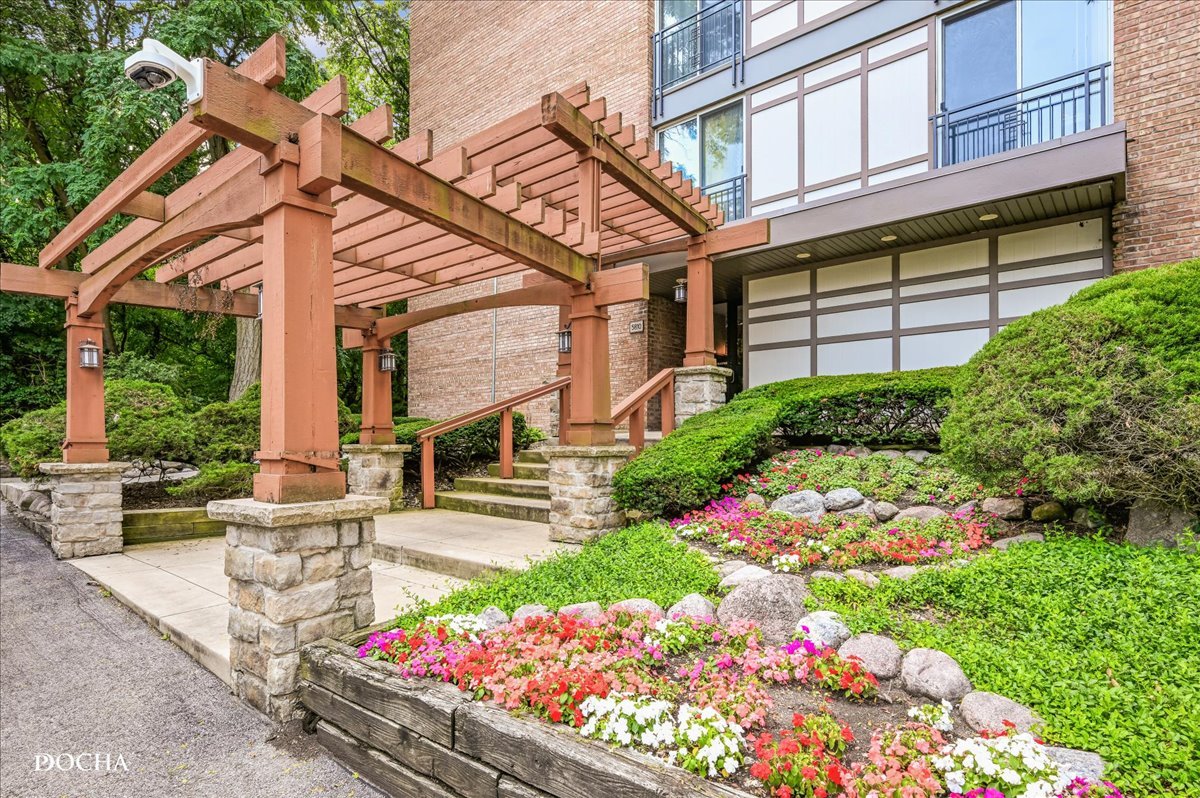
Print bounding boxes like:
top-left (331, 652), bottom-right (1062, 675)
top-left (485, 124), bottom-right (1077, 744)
top-left (350, 609), bottom-right (1123, 798)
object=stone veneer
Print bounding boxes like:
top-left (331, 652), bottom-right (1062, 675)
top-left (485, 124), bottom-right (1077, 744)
top-left (545, 445), bottom-right (635, 544)
top-left (342, 444), bottom-right (411, 511)
top-left (37, 461), bottom-right (130, 559)
top-left (208, 495), bottom-right (389, 722)
top-left (673, 366), bottom-right (732, 427)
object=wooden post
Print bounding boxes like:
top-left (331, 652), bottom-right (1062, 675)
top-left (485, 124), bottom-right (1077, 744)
top-left (499, 409), bottom-right (514, 479)
top-left (253, 145), bottom-right (346, 503)
top-left (421, 438), bottom-right (435, 509)
top-left (62, 297), bottom-right (109, 463)
top-left (564, 291), bottom-right (615, 446)
top-left (629, 406), bottom-right (645, 452)
top-left (556, 304), bottom-right (571, 439)
top-left (359, 333), bottom-right (396, 445)
top-left (684, 235), bottom-right (717, 367)
top-left (660, 380), bottom-right (675, 436)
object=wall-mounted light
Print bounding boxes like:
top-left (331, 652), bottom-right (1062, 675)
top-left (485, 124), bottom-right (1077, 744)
top-left (674, 278), bottom-right (688, 304)
top-left (78, 339), bottom-right (101, 369)
top-left (378, 348), bottom-right (397, 373)
top-left (255, 283), bottom-right (263, 320)
top-left (557, 325), bottom-right (572, 354)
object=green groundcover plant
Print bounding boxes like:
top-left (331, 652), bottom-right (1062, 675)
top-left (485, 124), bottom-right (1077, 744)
top-left (804, 535), bottom-right (1200, 795)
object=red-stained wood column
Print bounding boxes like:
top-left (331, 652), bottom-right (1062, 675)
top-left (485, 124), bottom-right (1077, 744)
top-left (62, 296), bottom-right (109, 463)
top-left (253, 145), bottom-right (346, 503)
top-left (556, 304), bottom-right (572, 438)
top-left (564, 291), bottom-right (614, 446)
top-left (684, 234), bottom-right (717, 367)
top-left (359, 333), bottom-right (396, 445)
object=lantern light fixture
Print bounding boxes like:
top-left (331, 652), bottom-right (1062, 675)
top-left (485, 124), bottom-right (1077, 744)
top-left (557, 325), bottom-right (572, 354)
top-left (78, 339), bottom-right (101, 369)
top-left (378, 348), bottom-right (398, 373)
top-left (674, 278), bottom-right (688, 304)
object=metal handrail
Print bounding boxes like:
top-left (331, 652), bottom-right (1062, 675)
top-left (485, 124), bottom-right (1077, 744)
top-left (653, 0), bottom-right (743, 115)
top-left (702, 173), bottom-right (746, 223)
top-left (612, 368), bottom-right (675, 453)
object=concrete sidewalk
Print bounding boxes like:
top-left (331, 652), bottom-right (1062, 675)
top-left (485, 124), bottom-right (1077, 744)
top-left (0, 506), bottom-right (383, 798)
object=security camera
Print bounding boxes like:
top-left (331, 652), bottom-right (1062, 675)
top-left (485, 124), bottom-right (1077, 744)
top-left (124, 39), bottom-right (205, 103)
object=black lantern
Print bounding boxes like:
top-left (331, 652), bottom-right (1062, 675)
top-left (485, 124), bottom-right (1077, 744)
top-left (378, 348), bottom-right (397, 372)
top-left (557, 325), bottom-right (572, 354)
top-left (78, 338), bottom-right (101, 369)
top-left (674, 278), bottom-right (687, 304)
top-left (255, 283), bottom-right (263, 320)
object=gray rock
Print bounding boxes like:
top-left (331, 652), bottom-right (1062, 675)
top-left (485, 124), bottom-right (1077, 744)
top-left (837, 501), bottom-right (876, 521)
top-left (717, 574), bottom-right (810, 644)
top-left (1071, 507), bottom-right (1101, 529)
top-left (809, 569), bottom-right (845, 582)
top-left (881, 565), bottom-right (919, 580)
top-left (512, 604), bottom-right (552, 622)
top-left (955, 501), bottom-right (978, 515)
top-left (826, 445), bottom-right (848, 455)
top-left (743, 492), bottom-right (766, 507)
top-left (824, 487), bottom-right (865, 511)
top-left (900, 648), bottom-right (973, 702)
top-left (905, 449), bottom-right (932, 463)
top-left (838, 634), bottom-right (902, 679)
top-left (982, 497), bottom-right (1025, 520)
top-left (770, 490), bottom-right (826, 522)
top-left (719, 564), bottom-right (771, 589)
top-left (718, 559), bottom-right (747, 577)
top-left (1045, 746), bottom-right (1105, 781)
top-left (847, 446), bottom-right (872, 458)
top-left (1031, 500), bottom-right (1067, 522)
top-left (609, 598), bottom-right (663, 617)
top-left (894, 505), bottom-right (948, 522)
top-left (992, 532), bottom-right (1045, 550)
top-left (960, 690), bottom-right (1041, 734)
top-left (795, 610), bottom-right (850, 649)
top-left (873, 501), bottom-right (900, 521)
top-left (845, 568), bottom-right (880, 587)
top-left (26, 496), bottom-right (52, 517)
top-left (17, 491), bottom-right (46, 511)
top-left (476, 606), bottom-right (510, 630)
top-left (875, 449), bottom-right (904, 459)
top-left (667, 593), bottom-right (716, 620)
top-left (1125, 499), bottom-right (1198, 550)
top-left (558, 601), bottom-right (603, 620)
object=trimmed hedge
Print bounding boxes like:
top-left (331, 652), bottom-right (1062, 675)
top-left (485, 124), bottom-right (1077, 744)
top-left (613, 367), bottom-right (960, 518)
top-left (942, 258), bottom-right (1200, 511)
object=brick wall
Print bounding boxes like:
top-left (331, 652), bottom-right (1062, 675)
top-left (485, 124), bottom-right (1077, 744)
top-left (407, 0), bottom-right (657, 433)
top-left (1111, 0), bottom-right (1200, 271)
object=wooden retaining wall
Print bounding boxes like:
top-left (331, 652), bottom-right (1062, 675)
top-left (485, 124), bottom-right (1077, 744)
top-left (122, 507), bottom-right (225, 545)
top-left (299, 639), bottom-right (754, 798)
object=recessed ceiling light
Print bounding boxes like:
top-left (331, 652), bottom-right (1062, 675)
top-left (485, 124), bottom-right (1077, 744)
top-left (795, 252), bottom-right (811, 259)
top-left (979, 212), bottom-right (999, 221)
top-left (880, 234), bottom-right (898, 242)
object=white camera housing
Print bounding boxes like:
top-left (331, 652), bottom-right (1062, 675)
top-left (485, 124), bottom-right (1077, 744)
top-left (124, 39), bottom-right (205, 103)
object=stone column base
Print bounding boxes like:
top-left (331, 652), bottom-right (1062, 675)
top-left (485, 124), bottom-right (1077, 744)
top-left (342, 444), bottom-right (411, 511)
top-left (37, 462), bottom-right (129, 559)
top-left (546, 445), bottom-right (635, 544)
top-left (208, 495), bottom-right (389, 722)
top-left (673, 366), bottom-right (733, 427)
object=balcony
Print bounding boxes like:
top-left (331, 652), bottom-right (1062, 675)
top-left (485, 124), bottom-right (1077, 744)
top-left (653, 0), bottom-right (742, 111)
top-left (704, 174), bottom-right (746, 223)
top-left (932, 64), bottom-right (1111, 168)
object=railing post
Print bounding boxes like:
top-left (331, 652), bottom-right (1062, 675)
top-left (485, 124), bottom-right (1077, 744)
top-left (421, 436), bottom-right (435, 509)
top-left (660, 380), bottom-right (675, 436)
top-left (499, 409), bottom-right (514, 479)
top-left (629, 406), bottom-right (645, 453)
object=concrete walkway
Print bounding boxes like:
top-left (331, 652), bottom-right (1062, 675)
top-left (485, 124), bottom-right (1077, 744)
top-left (0, 506), bottom-right (383, 798)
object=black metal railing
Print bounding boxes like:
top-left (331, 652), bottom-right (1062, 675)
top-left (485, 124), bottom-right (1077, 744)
top-left (653, 0), bottom-right (743, 116)
top-left (703, 174), bottom-right (746, 222)
top-left (931, 63), bottom-right (1111, 168)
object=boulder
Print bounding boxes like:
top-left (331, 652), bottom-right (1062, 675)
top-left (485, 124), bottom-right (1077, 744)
top-left (512, 604), bottom-right (551, 622)
top-left (558, 601), bottom-right (603, 620)
top-left (838, 634), bottom-right (902, 679)
top-left (1125, 499), bottom-right (1198, 550)
top-left (826, 445), bottom-right (848, 455)
top-left (26, 496), bottom-right (52, 517)
top-left (718, 559), bottom-right (748, 577)
top-left (881, 565), bottom-right (919, 580)
top-left (609, 598), bottom-right (663, 617)
top-left (1045, 747), bottom-right (1105, 781)
top-left (875, 449), bottom-right (904, 459)
top-left (719, 564), bottom-right (771, 589)
top-left (955, 501), bottom-right (978, 515)
top-left (717, 574), bottom-right (809, 644)
top-left (18, 490), bottom-right (46, 511)
top-left (900, 648), bottom-right (973, 702)
top-left (982, 497), bottom-right (1025, 520)
top-left (837, 501), bottom-right (876, 521)
top-left (992, 532), bottom-right (1044, 550)
top-left (1071, 507), bottom-right (1101, 529)
top-left (743, 492), bottom-right (766, 507)
top-left (809, 570), bottom-right (845, 582)
top-left (905, 449), bottom-right (931, 463)
top-left (770, 490), bottom-right (826, 522)
top-left (795, 610), bottom-right (850, 649)
top-left (667, 593), bottom-right (716, 620)
top-left (847, 446), bottom-right (872, 458)
top-left (824, 487), bottom-right (865, 511)
top-left (1031, 500), bottom-right (1067, 522)
top-left (894, 506), bottom-right (948, 522)
top-left (960, 690), bottom-right (1041, 734)
top-left (845, 569), bottom-right (880, 587)
top-left (873, 501), bottom-right (900, 522)
top-left (476, 606), bottom-right (510, 630)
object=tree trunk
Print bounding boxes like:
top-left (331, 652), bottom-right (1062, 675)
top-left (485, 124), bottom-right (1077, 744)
top-left (228, 315), bottom-right (261, 400)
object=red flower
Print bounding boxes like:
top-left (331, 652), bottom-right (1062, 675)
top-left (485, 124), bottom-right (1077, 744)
top-left (826, 764), bottom-right (844, 785)
top-left (801, 766), bottom-right (818, 781)
top-left (750, 761), bottom-right (771, 780)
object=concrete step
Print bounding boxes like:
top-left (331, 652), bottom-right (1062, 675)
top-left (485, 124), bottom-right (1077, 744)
top-left (487, 461), bottom-right (548, 479)
top-left (433, 491), bottom-right (550, 524)
top-left (454, 476), bottom-right (550, 499)
top-left (517, 449), bottom-right (550, 465)
top-left (373, 541), bottom-right (530, 581)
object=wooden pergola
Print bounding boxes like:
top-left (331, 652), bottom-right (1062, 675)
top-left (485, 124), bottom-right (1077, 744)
top-left (2, 35), bottom-right (768, 505)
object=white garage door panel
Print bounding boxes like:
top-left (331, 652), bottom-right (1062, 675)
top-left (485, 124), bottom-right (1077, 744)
top-left (749, 347), bottom-right (811, 387)
top-left (900, 328), bottom-right (989, 370)
top-left (748, 316), bottom-right (811, 345)
top-left (817, 338), bottom-right (892, 375)
top-left (999, 278), bottom-right (1097, 317)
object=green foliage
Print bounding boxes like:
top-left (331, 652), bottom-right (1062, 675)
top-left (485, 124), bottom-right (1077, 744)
top-left (806, 536), bottom-right (1200, 795)
top-left (105, 350), bottom-right (184, 395)
top-left (392, 413), bottom-right (543, 470)
top-left (191, 383), bottom-right (262, 464)
top-left (0, 294), bottom-right (65, 422)
top-left (165, 460), bottom-right (257, 501)
top-left (387, 523), bottom-right (719, 628)
top-left (941, 259), bottom-right (1200, 511)
top-left (0, 404), bottom-right (66, 476)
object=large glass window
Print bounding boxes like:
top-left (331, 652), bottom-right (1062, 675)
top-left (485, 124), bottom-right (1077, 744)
top-left (658, 103), bottom-right (745, 219)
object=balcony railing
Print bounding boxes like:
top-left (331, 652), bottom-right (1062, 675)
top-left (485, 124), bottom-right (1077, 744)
top-left (931, 63), bottom-right (1111, 168)
top-left (653, 0), bottom-right (743, 115)
top-left (703, 173), bottom-right (746, 223)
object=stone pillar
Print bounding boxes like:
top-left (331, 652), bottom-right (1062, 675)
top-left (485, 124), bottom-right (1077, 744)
top-left (546, 445), bottom-right (634, 543)
top-left (37, 462), bottom-right (129, 559)
top-left (342, 444), bottom-right (411, 510)
top-left (674, 366), bottom-right (732, 427)
top-left (208, 495), bottom-right (388, 722)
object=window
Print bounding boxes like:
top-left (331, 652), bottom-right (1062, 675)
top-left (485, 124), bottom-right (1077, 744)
top-left (658, 102), bottom-right (746, 220)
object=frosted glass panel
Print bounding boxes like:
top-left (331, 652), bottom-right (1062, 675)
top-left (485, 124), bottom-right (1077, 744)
top-left (900, 294), bottom-right (989, 328)
top-left (816, 256), bottom-right (891, 292)
top-left (818, 288), bottom-right (891, 308)
top-left (900, 328), bottom-right (989, 370)
top-left (748, 271), bottom-right (809, 303)
top-left (749, 316), bottom-right (811, 345)
top-left (999, 278), bottom-right (1096, 317)
top-left (753, 196), bottom-right (800, 214)
top-left (867, 52), bottom-right (928, 168)
top-left (900, 240), bottom-right (988, 280)
top-left (867, 161), bottom-right (927, 185)
top-left (753, 78), bottom-right (798, 107)
top-left (899, 274), bottom-right (989, 297)
top-left (817, 306), bottom-right (892, 337)
top-left (750, 99), bottom-right (799, 200)
top-left (868, 28), bottom-right (927, 63)
top-left (804, 77), bottom-right (861, 185)
top-left (749, 299), bottom-right (810, 319)
top-left (804, 53), bottom-right (861, 87)
top-left (817, 338), bottom-right (891, 375)
top-left (749, 347), bottom-right (810, 387)
top-left (998, 219), bottom-right (1103, 263)
top-left (804, 0), bottom-right (853, 23)
top-left (803, 180), bottom-right (860, 202)
top-left (751, 2), bottom-right (799, 47)
top-left (1000, 257), bottom-right (1103, 283)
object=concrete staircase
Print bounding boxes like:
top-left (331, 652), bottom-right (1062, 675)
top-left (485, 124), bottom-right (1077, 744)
top-left (433, 449), bottom-right (551, 523)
